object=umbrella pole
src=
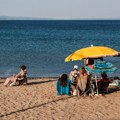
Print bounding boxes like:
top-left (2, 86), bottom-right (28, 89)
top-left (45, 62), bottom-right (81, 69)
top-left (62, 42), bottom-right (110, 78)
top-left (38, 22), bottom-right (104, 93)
top-left (95, 74), bottom-right (99, 96)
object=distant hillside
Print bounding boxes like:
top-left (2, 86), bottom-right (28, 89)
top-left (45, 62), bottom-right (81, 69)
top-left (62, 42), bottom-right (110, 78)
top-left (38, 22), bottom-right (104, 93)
top-left (0, 16), bottom-right (55, 20)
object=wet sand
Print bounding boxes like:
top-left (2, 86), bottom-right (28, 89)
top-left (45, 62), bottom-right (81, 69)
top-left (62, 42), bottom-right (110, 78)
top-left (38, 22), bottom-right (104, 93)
top-left (0, 78), bottom-right (120, 120)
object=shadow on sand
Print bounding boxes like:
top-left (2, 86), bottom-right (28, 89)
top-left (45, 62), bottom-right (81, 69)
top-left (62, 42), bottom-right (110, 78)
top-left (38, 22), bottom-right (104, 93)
top-left (27, 79), bottom-right (57, 86)
top-left (0, 96), bottom-right (75, 118)
top-left (108, 86), bottom-right (120, 93)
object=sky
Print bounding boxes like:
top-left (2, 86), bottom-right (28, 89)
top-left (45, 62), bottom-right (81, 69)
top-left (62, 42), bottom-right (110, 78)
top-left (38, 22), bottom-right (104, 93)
top-left (0, 0), bottom-right (120, 19)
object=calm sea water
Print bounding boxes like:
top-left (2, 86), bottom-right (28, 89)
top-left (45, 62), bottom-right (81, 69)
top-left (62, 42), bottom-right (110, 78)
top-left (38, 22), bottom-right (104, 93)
top-left (0, 20), bottom-right (120, 77)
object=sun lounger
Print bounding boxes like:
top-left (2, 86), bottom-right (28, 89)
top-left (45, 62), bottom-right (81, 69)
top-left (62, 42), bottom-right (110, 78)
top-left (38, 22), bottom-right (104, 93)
top-left (9, 77), bottom-right (27, 86)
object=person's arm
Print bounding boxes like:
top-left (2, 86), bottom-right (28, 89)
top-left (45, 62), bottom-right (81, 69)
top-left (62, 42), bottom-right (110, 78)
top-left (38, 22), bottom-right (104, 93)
top-left (69, 71), bottom-right (74, 81)
top-left (67, 79), bottom-right (71, 85)
top-left (56, 80), bottom-right (60, 91)
top-left (15, 73), bottom-right (21, 79)
top-left (56, 80), bottom-right (60, 95)
top-left (18, 70), bottom-right (26, 78)
top-left (84, 59), bottom-right (88, 66)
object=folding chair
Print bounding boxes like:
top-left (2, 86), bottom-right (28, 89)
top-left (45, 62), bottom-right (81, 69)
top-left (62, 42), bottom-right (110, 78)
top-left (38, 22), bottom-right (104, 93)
top-left (10, 77), bottom-right (27, 86)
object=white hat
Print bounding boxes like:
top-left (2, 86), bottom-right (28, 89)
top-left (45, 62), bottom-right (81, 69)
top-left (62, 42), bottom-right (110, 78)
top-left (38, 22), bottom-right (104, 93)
top-left (74, 65), bottom-right (78, 69)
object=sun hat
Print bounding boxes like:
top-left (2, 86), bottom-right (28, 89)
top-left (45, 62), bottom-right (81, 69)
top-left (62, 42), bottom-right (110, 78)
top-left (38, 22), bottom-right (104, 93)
top-left (74, 65), bottom-right (78, 70)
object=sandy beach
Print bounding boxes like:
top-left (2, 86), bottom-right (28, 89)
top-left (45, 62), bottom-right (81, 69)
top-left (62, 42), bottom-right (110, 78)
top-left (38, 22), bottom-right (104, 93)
top-left (0, 78), bottom-right (120, 120)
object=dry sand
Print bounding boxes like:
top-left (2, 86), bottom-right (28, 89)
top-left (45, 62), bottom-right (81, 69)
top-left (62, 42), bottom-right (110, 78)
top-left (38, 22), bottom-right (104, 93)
top-left (0, 78), bottom-right (120, 120)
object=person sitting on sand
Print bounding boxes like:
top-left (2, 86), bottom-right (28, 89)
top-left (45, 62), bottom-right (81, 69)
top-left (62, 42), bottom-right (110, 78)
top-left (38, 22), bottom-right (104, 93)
top-left (77, 67), bottom-right (89, 96)
top-left (97, 72), bottom-right (110, 92)
top-left (69, 65), bottom-right (79, 95)
top-left (69, 65), bottom-right (79, 81)
top-left (56, 74), bottom-right (71, 96)
top-left (3, 65), bottom-right (27, 87)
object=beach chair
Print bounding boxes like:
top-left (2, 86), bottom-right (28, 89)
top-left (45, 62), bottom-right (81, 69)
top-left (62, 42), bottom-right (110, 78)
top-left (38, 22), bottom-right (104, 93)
top-left (9, 77), bottom-right (27, 86)
top-left (10, 69), bottom-right (27, 86)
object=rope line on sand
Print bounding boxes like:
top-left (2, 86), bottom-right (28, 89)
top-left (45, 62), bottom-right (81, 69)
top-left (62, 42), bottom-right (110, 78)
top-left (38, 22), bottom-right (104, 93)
top-left (0, 96), bottom-right (76, 118)
top-left (1, 87), bottom-right (119, 118)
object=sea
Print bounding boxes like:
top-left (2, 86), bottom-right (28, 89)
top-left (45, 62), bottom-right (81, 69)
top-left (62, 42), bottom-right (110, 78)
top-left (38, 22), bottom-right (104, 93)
top-left (0, 20), bottom-right (120, 78)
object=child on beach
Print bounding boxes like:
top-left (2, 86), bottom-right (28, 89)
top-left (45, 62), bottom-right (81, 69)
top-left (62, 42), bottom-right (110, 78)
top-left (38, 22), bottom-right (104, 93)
top-left (3, 65), bottom-right (27, 87)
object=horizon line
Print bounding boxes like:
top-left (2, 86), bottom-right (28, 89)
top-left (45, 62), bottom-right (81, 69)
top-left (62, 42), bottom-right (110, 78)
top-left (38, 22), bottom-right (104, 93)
top-left (0, 15), bottom-right (120, 20)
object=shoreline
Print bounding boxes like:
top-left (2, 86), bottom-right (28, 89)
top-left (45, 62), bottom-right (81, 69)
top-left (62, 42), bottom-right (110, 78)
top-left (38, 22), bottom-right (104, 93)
top-left (0, 76), bottom-right (59, 80)
top-left (0, 76), bottom-right (119, 80)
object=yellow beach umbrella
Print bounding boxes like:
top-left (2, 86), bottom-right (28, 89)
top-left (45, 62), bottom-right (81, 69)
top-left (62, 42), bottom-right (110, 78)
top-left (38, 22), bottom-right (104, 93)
top-left (65, 45), bottom-right (119, 62)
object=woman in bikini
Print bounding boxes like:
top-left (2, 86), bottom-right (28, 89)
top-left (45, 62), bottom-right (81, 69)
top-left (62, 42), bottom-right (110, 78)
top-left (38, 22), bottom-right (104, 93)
top-left (3, 65), bottom-right (27, 87)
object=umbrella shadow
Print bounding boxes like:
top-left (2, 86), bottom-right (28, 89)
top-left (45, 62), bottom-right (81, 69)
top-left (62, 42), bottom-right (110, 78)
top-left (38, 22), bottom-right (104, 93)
top-left (27, 79), bottom-right (57, 86)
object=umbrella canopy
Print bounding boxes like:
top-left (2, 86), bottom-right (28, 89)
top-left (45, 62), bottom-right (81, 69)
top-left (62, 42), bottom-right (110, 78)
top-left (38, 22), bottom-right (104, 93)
top-left (65, 45), bottom-right (119, 62)
top-left (85, 61), bottom-right (117, 74)
top-left (113, 52), bottom-right (120, 57)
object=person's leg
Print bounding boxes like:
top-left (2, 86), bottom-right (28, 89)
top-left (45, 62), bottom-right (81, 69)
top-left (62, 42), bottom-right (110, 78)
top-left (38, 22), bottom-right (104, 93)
top-left (77, 85), bottom-right (82, 96)
top-left (85, 80), bottom-right (91, 95)
top-left (71, 84), bottom-right (78, 95)
top-left (82, 79), bottom-right (87, 92)
top-left (3, 78), bottom-right (11, 86)
top-left (4, 76), bottom-right (16, 87)
top-left (10, 81), bottom-right (16, 86)
top-left (78, 82), bottom-right (83, 92)
top-left (97, 81), bottom-right (101, 91)
top-left (71, 84), bottom-right (76, 91)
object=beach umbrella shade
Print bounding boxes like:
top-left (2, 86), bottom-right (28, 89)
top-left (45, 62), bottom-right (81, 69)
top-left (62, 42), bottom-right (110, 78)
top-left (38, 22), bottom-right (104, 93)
top-left (85, 61), bottom-right (117, 74)
top-left (85, 60), bottom-right (117, 95)
top-left (65, 45), bottom-right (119, 62)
